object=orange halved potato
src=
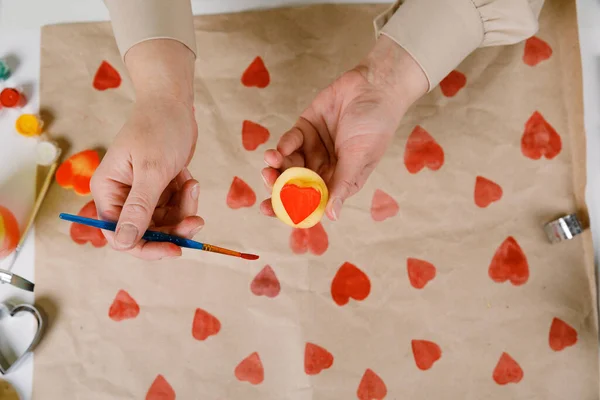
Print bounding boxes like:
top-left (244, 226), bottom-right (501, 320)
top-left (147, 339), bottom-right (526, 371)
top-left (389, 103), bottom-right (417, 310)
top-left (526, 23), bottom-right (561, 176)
top-left (271, 167), bottom-right (328, 228)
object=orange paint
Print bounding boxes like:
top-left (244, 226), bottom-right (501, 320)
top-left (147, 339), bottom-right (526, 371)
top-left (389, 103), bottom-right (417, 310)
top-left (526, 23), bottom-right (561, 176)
top-left (0, 205), bottom-right (20, 259)
top-left (234, 352), bottom-right (264, 385)
top-left (493, 352), bottom-right (523, 385)
top-left (488, 236), bottom-right (529, 286)
top-left (226, 176), bottom-right (256, 209)
top-left (280, 184), bottom-right (321, 225)
top-left (70, 200), bottom-right (107, 247)
top-left (250, 265), bottom-right (281, 298)
top-left (439, 70), bottom-right (466, 97)
top-left (356, 369), bottom-right (387, 400)
top-left (330, 262), bottom-right (371, 306)
top-left (523, 36), bottom-right (552, 66)
top-left (474, 176), bottom-right (503, 208)
top-left (241, 56), bottom-right (270, 88)
top-left (411, 339), bottom-right (442, 370)
top-left (370, 189), bottom-right (399, 222)
top-left (407, 258), bottom-right (436, 289)
top-left (404, 125), bottom-right (444, 174)
top-left (289, 222), bottom-right (328, 255)
top-left (93, 61), bottom-right (121, 90)
top-left (242, 120), bottom-right (270, 151)
top-left (0, 88), bottom-right (24, 107)
top-left (108, 290), bottom-right (140, 321)
top-left (304, 342), bottom-right (334, 375)
top-left (56, 150), bottom-right (100, 195)
top-left (549, 317), bottom-right (578, 351)
top-left (192, 308), bottom-right (221, 341)
top-left (521, 111), bottom-right (562, 160)
top-left (145, 375), bottom-right (175, 400)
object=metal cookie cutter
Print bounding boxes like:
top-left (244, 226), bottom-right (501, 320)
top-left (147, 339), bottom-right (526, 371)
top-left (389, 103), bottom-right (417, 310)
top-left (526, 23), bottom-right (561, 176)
top-left (544, 213), bottom-right (583, 243)
top-left (0, 269), bottom-right (34, 292)
top-left (0, 303), bottom-right (44, 375)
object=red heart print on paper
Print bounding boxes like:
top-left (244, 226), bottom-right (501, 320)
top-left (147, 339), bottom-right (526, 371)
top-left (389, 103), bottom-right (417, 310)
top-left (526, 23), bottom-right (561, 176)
top-left (549, 317), bottom-right (578, 351)
top-left (227, 177), bottom-right (256, 209)
top-left (93, 61), bottom-right (121, 91)
top-left (281, 184), bottom-right (321, 225)
top-left (304, 342), bottom-right (334, 375)
top-left (370, 189), bottom-right (399, 222)
top-left (439, 70), bottom-right (466, 97)
top-left (241, 56), bottom-right (270, 88)
top-left (331, 262), bottom-right (371, 306)
top-left (242, 120), bottom-right (270, 151)
top-left (474, 176), bottom-right (503, 208)
top-left (407, 258), bottom-right (436, 289)
top-left (493, 352), bottom-right (523, 385)
top-left (404, 125), bottom-right (444, 174)
top-left (290, 222), bottom-right (328, 255)
top-left (521, 111), bottom-right (562, 160)
top-left (235, 352), bottom-right (264, 385)
top-left (146, 374), bottom-right (175, 400)
top-left (251, 265), bottom-right (281, 298)
top-left (523, 36), bottom-right (552, 66)
top-left (192, 308), bottom-right (221, 341)
top-left (108, 289), bottom-right (140, 321)
top-left (357, 369), bottom-right (387, 400)
top-left (411, 339), bottom-right (442, 370)
top-left (488, 236), bottom-right (529, 286)
top-left (70, 200), bottom-right (107, 247)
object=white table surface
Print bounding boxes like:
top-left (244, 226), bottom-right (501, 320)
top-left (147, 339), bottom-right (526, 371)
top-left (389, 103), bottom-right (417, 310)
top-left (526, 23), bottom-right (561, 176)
top-left (1, 0), bottom-right (599, 398)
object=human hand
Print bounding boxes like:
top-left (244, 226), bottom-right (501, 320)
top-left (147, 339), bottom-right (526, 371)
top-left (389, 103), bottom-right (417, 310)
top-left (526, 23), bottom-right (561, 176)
top-left (90, 39), bottom-right (203, 260)
top-left (260, 36), bottom-right (428, 220)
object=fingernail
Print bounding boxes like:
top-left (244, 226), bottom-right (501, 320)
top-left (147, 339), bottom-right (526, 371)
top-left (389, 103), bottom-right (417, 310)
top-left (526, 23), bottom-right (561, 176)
top-left (190, 225), bottom-right (203, 236)
top-left (115, 223), bottom-right (138, 247)
top-left (331, 198), bottom-right (343, 220)
top-left (191, 184), bottom-right (200, 200)
top-left (261, 172), bottom-right (269, 186)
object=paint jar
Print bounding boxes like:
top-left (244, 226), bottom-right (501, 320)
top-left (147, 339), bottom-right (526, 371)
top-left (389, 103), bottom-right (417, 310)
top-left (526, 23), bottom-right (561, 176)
top-left (15, 114), bottom-right (43, 137)
top-left (0, 88), bottom-right (26, 108)
top-left (0, 59), bottom-right (10, 81)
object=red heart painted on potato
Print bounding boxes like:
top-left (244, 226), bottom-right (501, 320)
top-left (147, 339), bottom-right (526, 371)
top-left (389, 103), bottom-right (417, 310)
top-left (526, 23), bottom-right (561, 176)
top-left (280, 184), bottom-right (321, 224)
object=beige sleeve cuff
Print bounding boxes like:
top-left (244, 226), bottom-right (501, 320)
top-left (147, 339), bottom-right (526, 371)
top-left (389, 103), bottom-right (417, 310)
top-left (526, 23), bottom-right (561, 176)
top-left (104, 0), bottom-right (197, 59)
top-left (375, 0), bottom-right (542, 92)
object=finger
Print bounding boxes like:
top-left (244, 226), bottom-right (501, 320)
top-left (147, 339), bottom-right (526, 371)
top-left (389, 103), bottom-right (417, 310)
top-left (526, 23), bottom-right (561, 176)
top-left (128, 241), bottom-right (182, 261)
top-left (114, 168), bottom-right (169, 250)
top-left (152, 215), bottom-right (205, 239)
top-left (325, 153), bottom-right (371, 221)
top-left (174, 179), bottom-right (200, 220)
top-left (260, 199), bottom-right (276, 217)
top-left (281, 151), bottom-right (305, 170)
top-left (90, 154), bottom-right (129, 223)
top-left (157, 180), bottom-right (178, 208)
top-left (277, 126), bottom-right (304, 157)
top-left (264, 149), bottom-right (284, 169)
top-left (292, 117), bottom-right (331, 175)
top-left (261, 167), bottom-right (280, 189)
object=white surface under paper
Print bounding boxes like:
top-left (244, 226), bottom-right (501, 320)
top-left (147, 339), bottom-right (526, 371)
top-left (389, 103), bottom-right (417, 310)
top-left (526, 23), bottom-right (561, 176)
top-left (0, 0), bottom-right (599, 398)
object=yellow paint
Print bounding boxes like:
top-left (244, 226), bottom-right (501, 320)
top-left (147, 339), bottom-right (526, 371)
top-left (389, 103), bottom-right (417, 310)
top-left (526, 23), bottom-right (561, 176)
top-left (271, 167), bottom-right (328, 228)
top-left (15, 114), bottom-right (43, 137)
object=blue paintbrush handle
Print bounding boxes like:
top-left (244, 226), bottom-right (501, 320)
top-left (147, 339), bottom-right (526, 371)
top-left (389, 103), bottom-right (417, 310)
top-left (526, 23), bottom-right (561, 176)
top-left (59, 213), bottom-right (205, 250)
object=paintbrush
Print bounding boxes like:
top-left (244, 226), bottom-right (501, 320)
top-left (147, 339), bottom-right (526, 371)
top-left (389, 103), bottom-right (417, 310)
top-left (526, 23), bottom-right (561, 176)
top-left (59, 213), bottom-right (259, 260)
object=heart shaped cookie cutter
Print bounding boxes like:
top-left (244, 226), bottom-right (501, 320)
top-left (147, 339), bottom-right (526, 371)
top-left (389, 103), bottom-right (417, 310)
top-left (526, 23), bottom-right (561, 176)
top-left (0, 303), bottom-right (44, 375)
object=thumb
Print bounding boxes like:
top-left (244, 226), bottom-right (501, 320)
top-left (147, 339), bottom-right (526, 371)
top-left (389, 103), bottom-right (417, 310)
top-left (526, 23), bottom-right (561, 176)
top-left (326, 154), bottom-right (371, 221)
top-left (114, 173), bottom-right (165, 250)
